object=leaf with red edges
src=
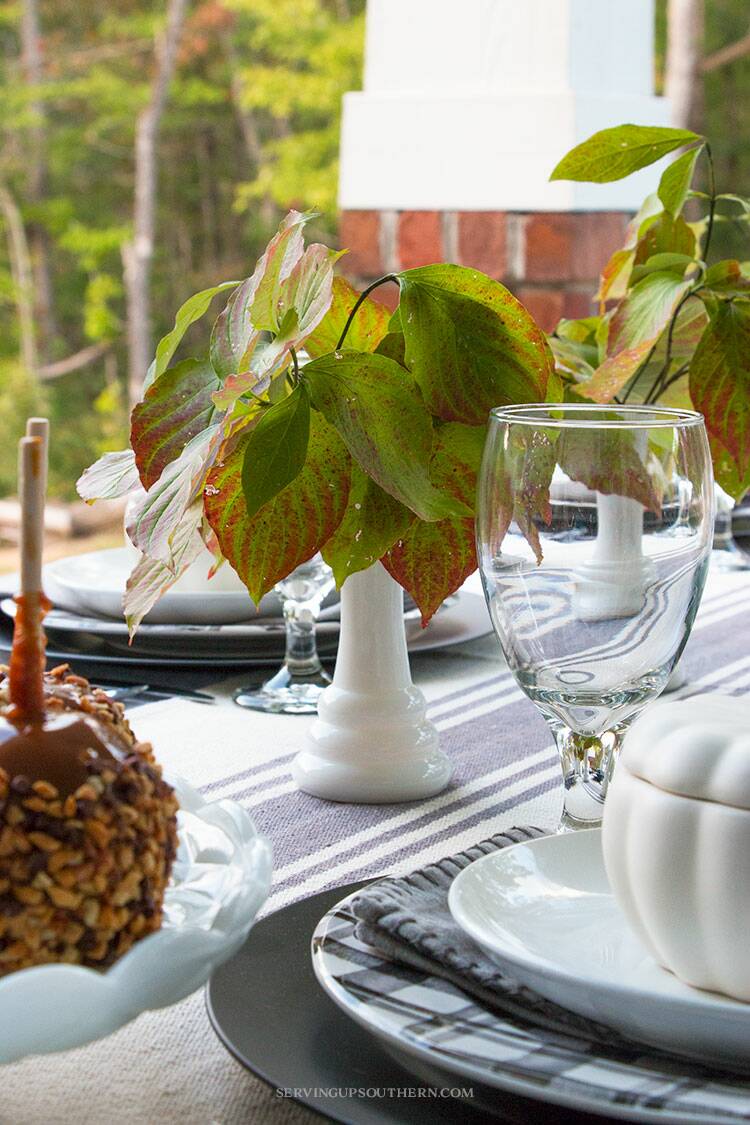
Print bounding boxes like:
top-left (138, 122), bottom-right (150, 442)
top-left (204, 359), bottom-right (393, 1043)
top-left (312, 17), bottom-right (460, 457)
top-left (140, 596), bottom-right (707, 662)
top-left (690, 300), bottom-right (750, 480)
top-left (609, 272), bottom-right (691, 357)
top-left (305, 276), bottom-right (390, 357)
top-left (204, 411), bottom-right (351, 603)
top-left (559, 427), bottom-right (661, 515)
top-left (489, 429), bottom-right (556, 565)
top-left (578, 341), bottom-right (655, 403)
top-left (381, 424), bottom-right (485, 624)
top-left (322, 464), bottom-right (413, 586)
top-left (303, 351), bottom-right (467, 521)
top-left (131, 358), bottom-right (221, 489)
top-left (398, 264), bottom-right (553, 424)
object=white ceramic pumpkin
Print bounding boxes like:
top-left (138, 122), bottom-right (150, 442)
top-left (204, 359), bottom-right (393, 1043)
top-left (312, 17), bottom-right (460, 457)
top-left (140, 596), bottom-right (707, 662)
top-left (602, 693), bottom-right (750, 1001)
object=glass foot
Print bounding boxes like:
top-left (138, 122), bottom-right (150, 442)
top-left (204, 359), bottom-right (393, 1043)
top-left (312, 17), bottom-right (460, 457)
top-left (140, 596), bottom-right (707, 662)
top-left (233, 664), bottom-right (332, 715)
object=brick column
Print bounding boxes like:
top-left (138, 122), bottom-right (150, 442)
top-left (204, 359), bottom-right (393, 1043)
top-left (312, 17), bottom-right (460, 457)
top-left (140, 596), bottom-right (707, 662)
top-left (340, 209), bottom-right (630, 331)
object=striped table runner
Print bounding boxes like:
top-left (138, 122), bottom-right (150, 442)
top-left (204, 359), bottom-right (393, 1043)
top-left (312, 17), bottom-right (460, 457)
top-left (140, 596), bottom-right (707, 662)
top-left (4, 560), bottom-right (749, 1125)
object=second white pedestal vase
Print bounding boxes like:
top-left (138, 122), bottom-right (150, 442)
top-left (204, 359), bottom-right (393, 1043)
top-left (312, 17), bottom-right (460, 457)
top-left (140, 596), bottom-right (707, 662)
top-left (292, 562), bottom-right (452, 803)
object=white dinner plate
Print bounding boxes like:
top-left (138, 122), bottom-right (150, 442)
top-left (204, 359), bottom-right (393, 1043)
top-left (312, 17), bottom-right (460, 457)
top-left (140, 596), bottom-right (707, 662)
top-left (448, 829), bottom-right (750, 1069)
top-left (0, 592), bottom-right (492, 666)
top-left (312, 888), bottom-right (750, 1125)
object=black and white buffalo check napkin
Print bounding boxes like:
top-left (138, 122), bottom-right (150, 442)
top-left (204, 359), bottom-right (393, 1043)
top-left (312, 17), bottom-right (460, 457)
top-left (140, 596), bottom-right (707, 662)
top-left (351, 826), bottom-right (627, 1040)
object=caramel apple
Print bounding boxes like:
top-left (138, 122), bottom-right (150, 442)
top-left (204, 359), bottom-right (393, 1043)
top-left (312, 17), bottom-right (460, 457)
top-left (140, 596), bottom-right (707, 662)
top-left (0, 424), bottom-right (179, 974)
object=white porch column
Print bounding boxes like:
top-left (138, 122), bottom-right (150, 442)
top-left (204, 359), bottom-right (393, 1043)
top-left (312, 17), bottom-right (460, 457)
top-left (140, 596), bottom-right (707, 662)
top-left (339, 0), bottom-right (670, 213)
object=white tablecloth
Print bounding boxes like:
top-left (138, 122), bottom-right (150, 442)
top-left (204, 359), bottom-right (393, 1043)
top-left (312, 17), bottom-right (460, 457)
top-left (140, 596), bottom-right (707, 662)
top-left (4, 565), bottom-right (750, 1124)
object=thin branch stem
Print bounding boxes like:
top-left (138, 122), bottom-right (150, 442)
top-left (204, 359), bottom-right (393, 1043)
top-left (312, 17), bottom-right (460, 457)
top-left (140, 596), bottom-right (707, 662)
top-left (621, 339), bottom-right (658, 403)
top-left (657, 363), bottom-right (690, 396)
top-left (290, 346), bottom-right (300, 384)
top-left (703, 142), bottom-right (718, 262)
top-left (336, 274), bottom-right (399, 350)
top-left (644, 290), bottom-right (697, 404)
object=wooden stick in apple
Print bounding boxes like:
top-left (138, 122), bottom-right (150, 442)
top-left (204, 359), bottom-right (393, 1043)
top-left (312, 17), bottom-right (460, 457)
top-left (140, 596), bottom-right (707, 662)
top-left (9, 424), bottom-right (51, 726)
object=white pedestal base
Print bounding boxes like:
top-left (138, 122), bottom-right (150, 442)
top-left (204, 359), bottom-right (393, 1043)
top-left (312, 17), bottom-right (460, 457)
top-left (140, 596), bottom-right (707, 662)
top-left (292, 563), bottom-right (452, 804)
top-left (573, 493), bottom-right (653, 621)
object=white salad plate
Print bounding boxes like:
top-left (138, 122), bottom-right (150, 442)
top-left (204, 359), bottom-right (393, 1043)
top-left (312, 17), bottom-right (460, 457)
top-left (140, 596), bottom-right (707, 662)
top-left (313, 887), bottom-right (750, 1125)
top-left (0, 777), bottom-right (271, 1063)
top-left (448, 828), bottom-right (750, 1070)
top-left (43, 549), bottom-right (275, 625)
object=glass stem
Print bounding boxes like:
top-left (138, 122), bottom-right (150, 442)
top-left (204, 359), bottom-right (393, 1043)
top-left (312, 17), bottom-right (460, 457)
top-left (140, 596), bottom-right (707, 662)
top-left (554, 725), bottom-right (625, 831)
top-left (283, 602), bottom-right (322, 676)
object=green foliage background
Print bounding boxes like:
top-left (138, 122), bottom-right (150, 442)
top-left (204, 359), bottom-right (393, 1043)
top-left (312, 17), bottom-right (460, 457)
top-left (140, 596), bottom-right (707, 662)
top-left (0, 0), bottom-right (747, 500)
top-left (0, 0), bottom-right (364, 498)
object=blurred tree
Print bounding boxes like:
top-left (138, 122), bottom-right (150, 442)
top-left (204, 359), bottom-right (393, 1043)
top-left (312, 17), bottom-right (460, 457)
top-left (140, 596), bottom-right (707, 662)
top-left (657, 0), bottom-right (750, 264)
top-left (0, 0), bottom-right (363, 498)
top-left (122, 0), bottom-right (188, 403)
top-left (665, 0), bottom-right (704, 129)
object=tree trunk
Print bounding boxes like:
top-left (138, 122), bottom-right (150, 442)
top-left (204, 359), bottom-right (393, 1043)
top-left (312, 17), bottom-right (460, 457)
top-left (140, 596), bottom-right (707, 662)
top-left (20, 0), bottom-right (56, 363)
top-left (665, 0), bottom-right (705, 131)
top-left (0, 184), bottom-right (38, 377)
top-left (221, 29), bottom-right (276, 227)
top-left (123, 0), bottom-right (189, 405)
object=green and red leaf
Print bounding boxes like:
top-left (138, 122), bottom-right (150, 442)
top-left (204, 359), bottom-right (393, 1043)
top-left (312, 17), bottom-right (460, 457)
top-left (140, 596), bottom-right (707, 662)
top-left (608, 272), bottom-right (691, 356)
top-left (303, 351), bottom-right (466, 521)
top-left (559, 427), bottom-right (661, 515)
top-left (578, 341), bottom-right (655, 403)
top-left (131, 358), bottom-right (221, 489)
top-left (382, 423), bottom-right (485, 624)
top-left (397, 264), bottom-right (553, 425)
top-left (204, 411), bottom-right (351, 603)
top-left (490, 429), bottom-right (556, 565)
top-left (702, 260), bottom-right (750, 299)
top-left (304, 275), bottom-right (390, 357)
top-left (690, 300), bottom-right (750, 480)
top-left (321, 463), bottom-right (413, 586)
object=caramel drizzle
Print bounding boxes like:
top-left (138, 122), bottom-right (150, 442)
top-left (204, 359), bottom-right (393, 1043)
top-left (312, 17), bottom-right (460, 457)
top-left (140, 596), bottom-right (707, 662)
top-left (8, 591), bottom-right (51, 727)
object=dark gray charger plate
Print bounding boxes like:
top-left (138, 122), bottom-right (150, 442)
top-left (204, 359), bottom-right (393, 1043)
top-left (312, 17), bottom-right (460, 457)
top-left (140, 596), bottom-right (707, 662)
top-left (206, 882), bottom-right (616, 1125)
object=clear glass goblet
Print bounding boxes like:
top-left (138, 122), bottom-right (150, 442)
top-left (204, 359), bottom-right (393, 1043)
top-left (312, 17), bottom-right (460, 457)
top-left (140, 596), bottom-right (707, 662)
top-left (233, 554), bottom-right (335, 714)
top-left (476, 404), bottom-right (714, 831)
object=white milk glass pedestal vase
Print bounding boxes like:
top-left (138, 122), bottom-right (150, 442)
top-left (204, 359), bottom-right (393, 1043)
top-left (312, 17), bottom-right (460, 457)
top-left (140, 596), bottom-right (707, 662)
top-left (292, 563), bottom-right (452, 803)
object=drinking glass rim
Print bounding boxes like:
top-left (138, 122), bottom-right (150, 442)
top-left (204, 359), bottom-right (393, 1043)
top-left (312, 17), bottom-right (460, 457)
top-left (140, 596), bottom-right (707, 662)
top-left (489, 403), bottom-right (705, 429)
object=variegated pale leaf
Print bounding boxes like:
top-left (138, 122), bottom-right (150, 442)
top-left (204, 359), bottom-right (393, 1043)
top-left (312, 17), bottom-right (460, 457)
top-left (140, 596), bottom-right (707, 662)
top-left (76, 449), bottom-right (141, 503)
top-left (126, 425), bottom-right (222, 561)
top-left (124, 503), bottom-right (204, 636)
top-left (249, 210), bottom-right (313, 332)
